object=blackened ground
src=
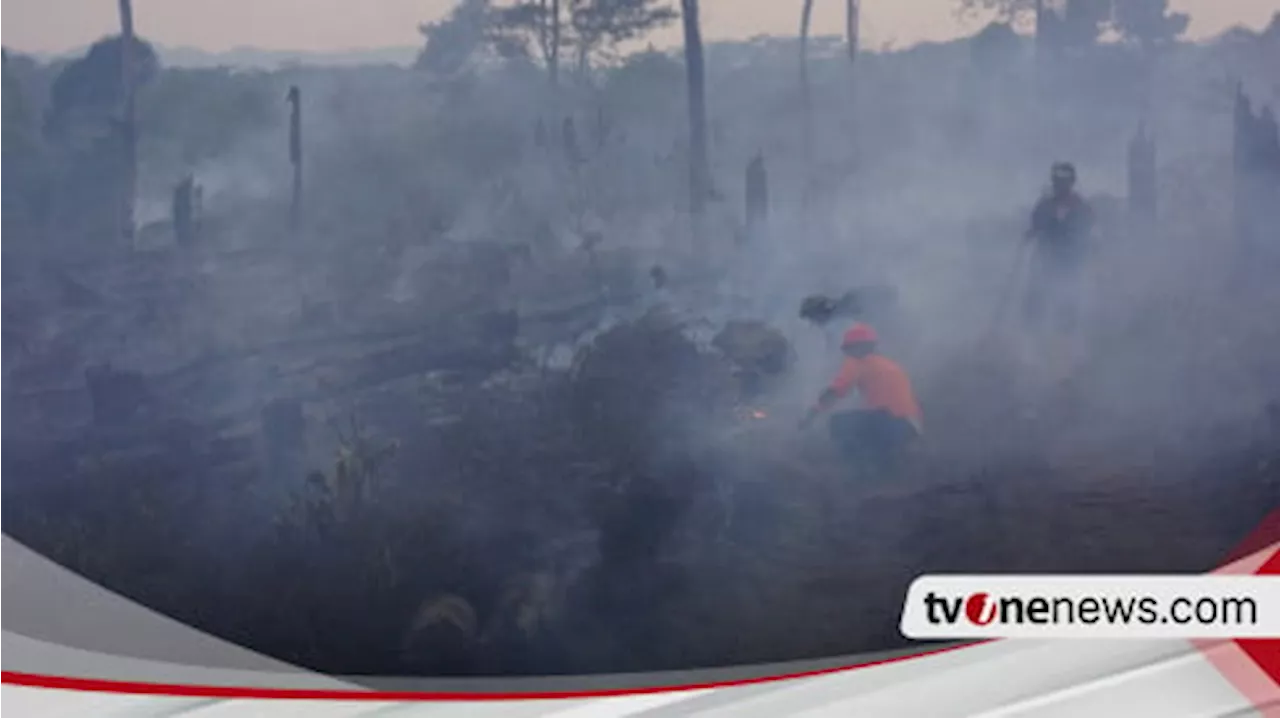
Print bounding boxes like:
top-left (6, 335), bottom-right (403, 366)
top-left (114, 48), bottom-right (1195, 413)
top-left (4, 316), bottom-right (1278, 676)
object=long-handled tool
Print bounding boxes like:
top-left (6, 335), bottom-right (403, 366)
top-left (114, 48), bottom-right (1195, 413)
top-left (985, 239), bottom-right (1032, 342)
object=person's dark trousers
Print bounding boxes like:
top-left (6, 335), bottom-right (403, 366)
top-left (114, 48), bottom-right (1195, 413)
top-left (1022, 254), bottom-right (1083, 334)
top-left (828, 409), bottom-right (917, 479)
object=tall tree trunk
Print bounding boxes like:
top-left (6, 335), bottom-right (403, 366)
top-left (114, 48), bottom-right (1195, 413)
top-left (287, 85), bottom-right (302, 234)
top-left (1034, 0), bottom-right (1047, 57)
top-left (845, 0), bottom-right (859, 64)
top-left (844, 0), bottom-right (860, 172)
top-left (799, 0), bottom-right (815, 194)
top-left (745, 151), bottom-right (768, 243)
top-left (1033, 0), bottom-right (1052, 105)
top-left (800, 0), bottom-right (814, 115)
top-left (680, 0), bottom-right (710, 217)
top-left (117, 0), bottom-right (137, 246)
top-left (550, 0), bottom-right (561, 89)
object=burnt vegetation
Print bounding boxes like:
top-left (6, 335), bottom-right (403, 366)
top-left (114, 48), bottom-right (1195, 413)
top-left (3, 2), bottom-right (1280, 675)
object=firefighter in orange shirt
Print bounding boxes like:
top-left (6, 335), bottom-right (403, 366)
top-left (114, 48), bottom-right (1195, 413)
top-left (800, 323), bottom-right (923, 476)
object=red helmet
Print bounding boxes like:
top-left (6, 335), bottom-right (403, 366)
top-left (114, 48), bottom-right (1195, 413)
top-left (841, 323), bottom-right (878, 348)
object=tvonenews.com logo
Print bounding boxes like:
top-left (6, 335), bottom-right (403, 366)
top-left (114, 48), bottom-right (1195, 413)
top-left (900, 576), bottom-right (1280, 640)
top-left (923, 591), bottom-right (1255, 627)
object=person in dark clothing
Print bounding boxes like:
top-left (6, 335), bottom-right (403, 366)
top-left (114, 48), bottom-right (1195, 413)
top-left (1023, 162), bottom-right (1095, 334)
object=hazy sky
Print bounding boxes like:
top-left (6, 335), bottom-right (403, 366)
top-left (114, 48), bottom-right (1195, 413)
top-left (2, 0), bottom-right (1276, 54)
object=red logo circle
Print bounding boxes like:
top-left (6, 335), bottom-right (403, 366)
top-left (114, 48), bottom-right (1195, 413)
top-left (965, 592), bottom-right (997, 625)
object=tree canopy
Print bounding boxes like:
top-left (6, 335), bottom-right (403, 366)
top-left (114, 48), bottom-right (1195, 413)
top-left (3, 51), bottom-right (37, 136)
top-left (3, 51), bottom-right (53, 234)
top-left (1111, 0), bottom-right (1190, 47)
top-left (970, 21), bottom-right (1024, 71)
top-left (418, 0), bottom-right (677, 80)
top-left (957, 0), bottom-right (1039, 28)
top-left (956, 0), bottom-right (1190, 48)
top-left (416, 0), bottom-right (496, 76)
top-left (568, 0), bottom-right (678, 69)
top-left (44, 35), bottom-right (160, 142)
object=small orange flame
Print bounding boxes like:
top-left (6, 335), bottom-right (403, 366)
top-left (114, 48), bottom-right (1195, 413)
top-left (751, 410), bottom-right (768, 420)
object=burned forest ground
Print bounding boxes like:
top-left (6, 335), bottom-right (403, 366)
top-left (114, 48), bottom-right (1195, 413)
top-left (4, 274), bottom-right (1278, 676)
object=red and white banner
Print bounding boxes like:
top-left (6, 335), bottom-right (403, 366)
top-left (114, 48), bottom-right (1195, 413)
top-left (4, 513), bottom-right (1279, 717)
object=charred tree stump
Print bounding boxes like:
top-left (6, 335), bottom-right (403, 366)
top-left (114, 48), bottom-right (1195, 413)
top-left (172, 174), bottom-right (196, 246)
top-left (744, 151), bottom-right (769, 244)
top-left (1127, 123), bottom-right (1157, 223)
top-left (562, 116), bottom-right (583, 166)
top-left (192, 183), bottom-right (204, 237)
top-left (287, 85), bottom-right (303, 235)
top-left (594, 106), bottom-right (610, 151)
top-left (1233, 86), bottom-right (1280, 272)
top-left (534, 117), bottom-right (547, 148)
